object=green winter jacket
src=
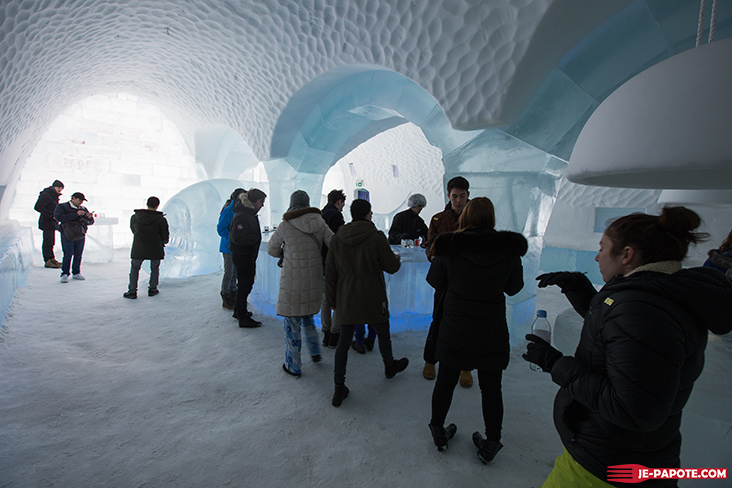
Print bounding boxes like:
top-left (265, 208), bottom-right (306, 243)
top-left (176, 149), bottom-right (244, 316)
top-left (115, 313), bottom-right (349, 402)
top-left (324, 220), bottom-right (400, 325)
top-left (130, 209), bottom-right (169, 260)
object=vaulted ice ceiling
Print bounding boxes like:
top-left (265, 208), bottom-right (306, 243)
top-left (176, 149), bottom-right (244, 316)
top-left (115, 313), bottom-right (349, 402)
top-left (1, 0), bottom-right (730, 218)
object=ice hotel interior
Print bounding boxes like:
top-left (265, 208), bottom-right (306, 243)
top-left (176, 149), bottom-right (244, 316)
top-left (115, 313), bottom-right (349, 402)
top-left (0, 0), bottom-right (731, 486)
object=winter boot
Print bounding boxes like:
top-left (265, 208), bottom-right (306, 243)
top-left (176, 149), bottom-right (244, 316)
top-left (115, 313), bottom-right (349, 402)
top-left (327, 332), bottom-right (340, 349)
top-left (45, 259), bottom-right (61, 269)
top-left (239, 316), bottom-right (262, 328)
top-left (423, 362), bottom-right (436, 380)
top-left (221, 293), bottom-right (234, 310)
top-left (459, 369), bottom-right (473, 388)
top-left (148, 288), bottom-right (159, 297)
top-left (332, 383), bottom-right (349, 407)
top-left (472, 432), bottom-right (503, 464)
top-left (385, 357), bottom-right (409, 378)
top-left (351, 341), bottom-right (366, 354)
top-left (282, 363), bottom-right (301, 378)
top-left (123, 291), bottom-right (137, 299)
top-left (429, 423), bottom-right (457, 451)
top-left (322, 330), bottom-right (331, 347)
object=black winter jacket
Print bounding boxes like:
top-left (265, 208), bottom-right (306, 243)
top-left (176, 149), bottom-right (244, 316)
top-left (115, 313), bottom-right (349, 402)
top-left (321, 203), bottom-right (345, 262)
top-left (426, 228), bottom-right (527, 370)
top-left (130, 209), bottom-right (169, 260)
top-left (34, 186), bottom-right (61, 231)
top-left (321, 203), bottom-right (345, 234)
top-left (228, 197), bottom-right (262, 256)
top-left (550, 266), bottom-right (732, 486)
top-left (388, 208), bottom-right (428, 244)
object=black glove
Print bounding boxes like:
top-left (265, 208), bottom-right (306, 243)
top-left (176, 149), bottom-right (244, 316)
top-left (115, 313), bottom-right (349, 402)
top-left (536, 272), bottom-right (597, 318)
top-left (536, 272), bottom-right (589, 292)
top-left (523, 333), bottom-right (563, 373)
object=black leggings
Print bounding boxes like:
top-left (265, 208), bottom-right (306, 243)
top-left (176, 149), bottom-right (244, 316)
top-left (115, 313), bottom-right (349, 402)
top-left (430, 364), bottom-right (503, 442)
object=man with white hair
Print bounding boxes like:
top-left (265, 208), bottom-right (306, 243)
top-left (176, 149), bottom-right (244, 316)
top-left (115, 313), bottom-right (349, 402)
top-left (388, 193), bottom-right (428, 245)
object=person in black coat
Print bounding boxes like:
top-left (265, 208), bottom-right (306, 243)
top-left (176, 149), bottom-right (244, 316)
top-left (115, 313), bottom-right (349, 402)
top-left (388, 193), bottom-right (428, 245)
top-left (527, 207), bottom-right (732, 487)
top-left (53, 191), bottom-right (94, 282)
top-left (123, 197), bottom-right (170, 299)
top-left (229, 188), bottom-right (267, 328)
top-left (34, 179), bottom-right (64, 268)
top-left (426, 197), bottom-right (527, 463)
top-left (320, 189), bottom-right (347, 347)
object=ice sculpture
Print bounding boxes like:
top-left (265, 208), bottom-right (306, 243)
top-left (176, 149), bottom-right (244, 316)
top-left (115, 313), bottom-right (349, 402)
top-left (161, 179), bottom-right (270, 279)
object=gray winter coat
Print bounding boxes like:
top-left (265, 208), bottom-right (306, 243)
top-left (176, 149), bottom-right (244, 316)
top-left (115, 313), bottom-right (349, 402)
top-left (268, 208), bottom-right (333, 317)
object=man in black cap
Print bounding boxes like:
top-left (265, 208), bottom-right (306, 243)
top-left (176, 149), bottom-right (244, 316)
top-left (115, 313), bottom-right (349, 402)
top-left (324, 198), bottom-right (409, 407)
top-left (34, 180), bottom-right (65, 268)
top-left (54, 192), bottom-right (95, 283)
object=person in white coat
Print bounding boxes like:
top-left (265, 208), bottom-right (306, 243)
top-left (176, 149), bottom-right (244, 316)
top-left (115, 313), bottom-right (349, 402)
top-left (268, 190), bottom-right (334, 377)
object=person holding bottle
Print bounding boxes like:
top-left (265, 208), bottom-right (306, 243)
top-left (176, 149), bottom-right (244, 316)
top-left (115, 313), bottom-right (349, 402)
top-left (528, 310), bottom-right (551, 372)
top-left (527, 206), bottom-right (732, 487)
top-left (426, 197), bottom-right (527, 462)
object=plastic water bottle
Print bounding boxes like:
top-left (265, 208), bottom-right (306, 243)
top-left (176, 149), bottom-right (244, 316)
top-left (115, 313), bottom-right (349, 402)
top-left (529, 310), bottom-right (551, 372)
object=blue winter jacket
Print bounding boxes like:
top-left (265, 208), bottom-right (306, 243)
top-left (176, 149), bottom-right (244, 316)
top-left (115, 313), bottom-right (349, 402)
top-left (217, 201), bottom-right (235, 254)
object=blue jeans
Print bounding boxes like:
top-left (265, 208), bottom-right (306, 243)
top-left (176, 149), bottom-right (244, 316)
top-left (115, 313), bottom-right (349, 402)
top-left (220, 252), bottom-right (237, 295)
top-left (354, 324), bottom-right (374, 345)
top-left (283, 315), bottom-right (321, 375)
top-left (60, 234), bottom-right (85, 276)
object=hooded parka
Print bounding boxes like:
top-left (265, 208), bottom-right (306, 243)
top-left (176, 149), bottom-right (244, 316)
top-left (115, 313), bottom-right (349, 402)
top-left (427, 228), bottom-right (527, 371)
top-left (130, 209), bottom-right (170, 260)
top-left (268, 207), bottom-right (333, 317)
top-left (550, 266), bottom-right (732, 486)
top-left (324, 220), bottom-right (400, 325)
top-left (34, 186), bottom-right (61, 231)
top-left (228, 195), bottom-right (262, 256)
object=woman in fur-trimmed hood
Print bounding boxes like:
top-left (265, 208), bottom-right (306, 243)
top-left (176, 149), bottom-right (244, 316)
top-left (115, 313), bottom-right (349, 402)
top-left (268, 190), bottom-right (334, 377)
top-left (426, 197), bottom-right (527, 460)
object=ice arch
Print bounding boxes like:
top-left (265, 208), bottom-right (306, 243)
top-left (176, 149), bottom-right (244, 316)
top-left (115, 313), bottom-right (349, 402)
top-left (264, 67), bottom-right (567, 339)
top-left (266, 66), bottom-right (482, 221)
top-left (194, 127), bottom-right (260, 180)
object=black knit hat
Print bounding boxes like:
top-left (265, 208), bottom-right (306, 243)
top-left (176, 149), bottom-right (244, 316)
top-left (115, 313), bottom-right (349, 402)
top-left (350, 199), bottom-right (371, 221)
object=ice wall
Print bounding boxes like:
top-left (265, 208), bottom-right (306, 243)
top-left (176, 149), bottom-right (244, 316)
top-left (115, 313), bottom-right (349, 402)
top-left (0, 222), bottom-right (33, 326)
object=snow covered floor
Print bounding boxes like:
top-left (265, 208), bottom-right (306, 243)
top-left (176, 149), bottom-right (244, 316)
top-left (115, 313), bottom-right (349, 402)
top-left (1, 250), bottom-right (572, 487)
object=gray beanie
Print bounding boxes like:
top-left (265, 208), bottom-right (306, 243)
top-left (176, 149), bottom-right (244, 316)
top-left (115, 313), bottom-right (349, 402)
top-left (408, 193), bottom-right (427, 208)
top-left (287, 190), bottom-right (310, 211)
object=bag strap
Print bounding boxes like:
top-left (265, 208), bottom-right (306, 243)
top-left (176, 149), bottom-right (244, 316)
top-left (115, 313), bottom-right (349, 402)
top-left (306, 232), bottom-right (321, 250)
